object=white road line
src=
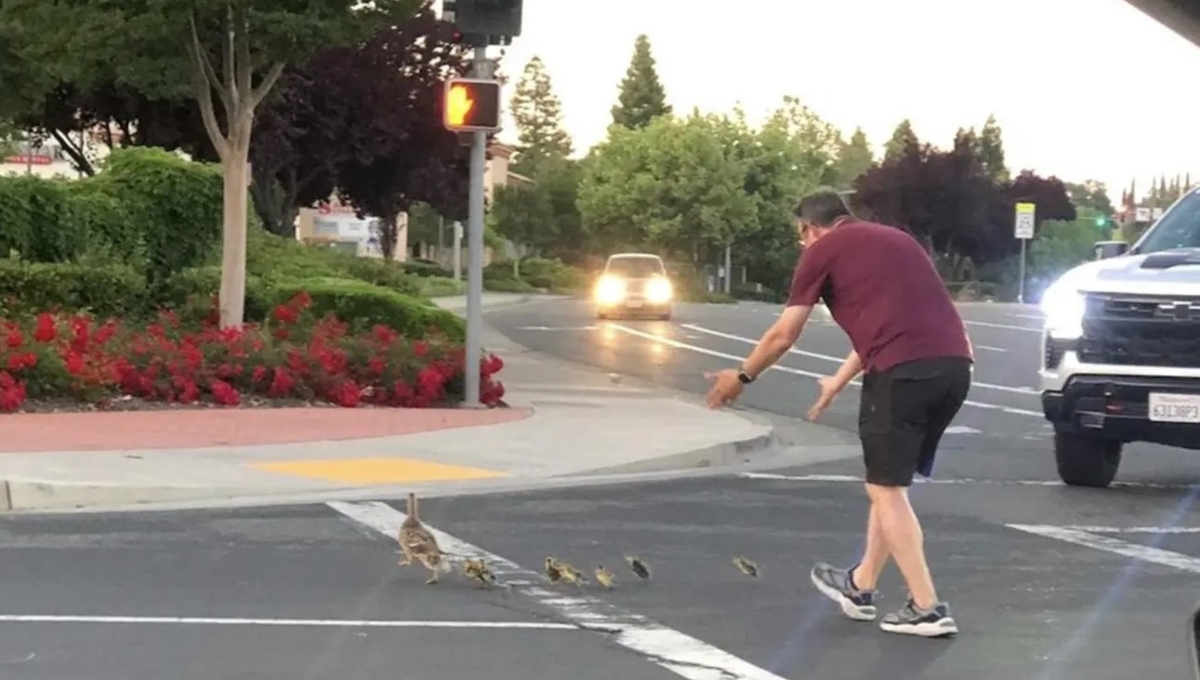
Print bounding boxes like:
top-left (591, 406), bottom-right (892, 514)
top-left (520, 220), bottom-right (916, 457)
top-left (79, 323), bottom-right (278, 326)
top-left (737, 472), bottom-right (1200, 489)
top-left (1008, 313), bottom-right (1044, 320)
top-left (0, 615), bottom-right (575, 629)
top-left (964, 319), bottom-right (1040, 332)
top-left (328, 501), bottom-right (787, 680)
top-left (975, 345), bottom-right (1006, 352)
top-left (944, 425), bottom-right (981, 434)
top-left (607, 323), bottom-right (1043, 418)
top-left (1052, 526), bottom-right (1200, 534)
top-left (680, 324), bottom-right (1037, 396)
top-left (1006, 524), bottom-right (1200, 573)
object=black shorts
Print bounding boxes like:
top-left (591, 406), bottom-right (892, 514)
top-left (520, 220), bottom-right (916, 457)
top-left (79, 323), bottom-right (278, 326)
top-left (858, 356), bottom-right (972, 487)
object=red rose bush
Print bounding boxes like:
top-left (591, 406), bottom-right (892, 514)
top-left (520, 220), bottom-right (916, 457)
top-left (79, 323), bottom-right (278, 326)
top-left (0, 292), bottom-right (505, 412)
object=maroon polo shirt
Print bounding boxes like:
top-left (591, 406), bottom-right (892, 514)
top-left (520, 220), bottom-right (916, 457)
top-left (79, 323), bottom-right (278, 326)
top-left (785, 220), bottom-right (971, 373)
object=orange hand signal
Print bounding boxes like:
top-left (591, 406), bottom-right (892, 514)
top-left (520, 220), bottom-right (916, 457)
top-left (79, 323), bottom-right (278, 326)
top-left (446, 85), bottom-right (474, 126)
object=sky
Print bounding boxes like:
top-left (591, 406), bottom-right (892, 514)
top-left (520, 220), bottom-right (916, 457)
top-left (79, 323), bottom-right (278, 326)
top-left (478, 0), bottom-right (1200, 205)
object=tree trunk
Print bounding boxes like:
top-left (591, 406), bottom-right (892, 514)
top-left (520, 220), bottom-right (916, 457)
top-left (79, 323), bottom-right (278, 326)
top-left (219, 140), bottom-right (250, 328)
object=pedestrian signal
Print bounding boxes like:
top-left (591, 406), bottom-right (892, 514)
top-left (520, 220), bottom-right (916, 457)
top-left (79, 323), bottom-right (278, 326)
top-left (443, 78), bottom-right (501, 132)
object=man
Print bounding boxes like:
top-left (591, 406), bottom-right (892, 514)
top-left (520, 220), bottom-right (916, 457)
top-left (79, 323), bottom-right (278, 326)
top-left (705, 189), bottom-right (972, 638)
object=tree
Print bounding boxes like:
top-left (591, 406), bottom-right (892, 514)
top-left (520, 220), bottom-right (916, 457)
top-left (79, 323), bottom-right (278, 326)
top-left (610, 34), bottom-right (671, 130)
top-left (832, 127), bottom-right (873, 188)
top-left (577, 113), bottom-right (753, 259)
top-left (883, 119), bottom-right (919, 163)
top-left (734, 99), bottom-right (842, 294)
top-left (977, 114), bottom-right (1008, 183)
top-left (1065, 180), bottom-right (1115, 217)
top-left (509, 56), bottom-right (571, 176)
top-left (331, 12), bottom-right (473, 261)
top-left (1, 0), bottom-right (412, 327)
top-left (1007, 170), bottom-right (1075, 225)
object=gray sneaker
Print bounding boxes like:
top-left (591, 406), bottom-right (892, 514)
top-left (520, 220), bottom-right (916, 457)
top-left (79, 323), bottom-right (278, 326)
top-left (880, 598), bottom-right (958, 637)
top-left (810, 562), bottom-right (878, 621)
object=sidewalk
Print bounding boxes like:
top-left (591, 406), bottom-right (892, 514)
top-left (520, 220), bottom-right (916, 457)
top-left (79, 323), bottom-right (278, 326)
top-left (0, 295), bottom-right (778, 512)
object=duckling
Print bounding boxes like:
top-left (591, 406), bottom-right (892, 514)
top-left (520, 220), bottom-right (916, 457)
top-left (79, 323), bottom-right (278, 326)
top-left (626, 555), bottom-right (651, 582)
top-left (555, 560), bottom-right (588, 586)
top-left (733, 556), bottom-right (759, 578)
top-left (594, 565), bottom-right (616, 590)
top-left (462, 558), bottom-right (496, 588)
top-left (544, 556), bottom-right (563, 584)
top-left (398, 492), bottom-right (448, 584)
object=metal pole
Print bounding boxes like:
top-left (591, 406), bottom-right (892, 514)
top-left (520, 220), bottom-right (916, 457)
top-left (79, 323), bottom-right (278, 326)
top-left (453, 222), bottom-right (462, 280)
top-left (723, 244), bottom-right (732, 294)
top-left (1018, 238), bottom-right (1027, 304)
top-left (463, 45), bottom-right (488, 408)
top-left (438, 215), bottom-right (445, 263)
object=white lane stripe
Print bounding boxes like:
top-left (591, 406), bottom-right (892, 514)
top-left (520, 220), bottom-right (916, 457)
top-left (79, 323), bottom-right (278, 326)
top-left (609, 323), bottom-right (1043, 418)
top-left (328, 501), bottom-right (787, 680)
top-left (1006, 524), bottom-right (1200, 573)
top-left (737, 472), bottom-right (1200, 490)
top-left (975, 345), bottom-right (1006, 352)
top-left (681, 324), bottom-right (1037, 395)
top-left (0, 615), bottom-right (575, 629)
top-left (1051, 526), bottom-right (1200, 534)
top-left (964, 320), bottom-right (1040, 332)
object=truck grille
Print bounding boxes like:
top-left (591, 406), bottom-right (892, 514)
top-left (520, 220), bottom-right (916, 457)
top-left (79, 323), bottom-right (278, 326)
top-left (1079, 294), bottom-right (1200, 368)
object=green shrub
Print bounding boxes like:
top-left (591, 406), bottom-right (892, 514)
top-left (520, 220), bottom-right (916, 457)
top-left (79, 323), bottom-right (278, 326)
top-left (159, 266), bottom-right (273, 322)
top-left (484, 277), bottom-right (535, 293)
top-left (417, 276), bottom-right (465, 298)
top-left (65, 180), bottom-right (141, 263)
top-left (401, 259), bottom-right (452, 278)
top-left (268, 277), bottom-right (465, 341)
top-left (731, 283), bottom-right (780, 303)
top-left (519, 257), bottom-right (587, 291)
top-left (245, 228), bottom-right (424, 297)
top-left (0, 175), bottom-right (87, 262)
top-left (0, 260), bottom-right (148, 319)
top-left (99, 147), bottom-right (222, 287)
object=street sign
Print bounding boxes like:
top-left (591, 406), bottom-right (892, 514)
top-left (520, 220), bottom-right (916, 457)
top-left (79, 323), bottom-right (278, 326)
top-left (1014, 202), bottom-right (1036, 239)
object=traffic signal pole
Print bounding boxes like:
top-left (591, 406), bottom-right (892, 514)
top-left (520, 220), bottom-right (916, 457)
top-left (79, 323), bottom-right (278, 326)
top-left (462, 46), bottom-right (489, 408)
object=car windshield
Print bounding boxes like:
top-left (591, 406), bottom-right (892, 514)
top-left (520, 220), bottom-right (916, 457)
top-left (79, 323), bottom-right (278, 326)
top-left (1135, 191), bottom-right (1200, 254)
top-left (606, 257), bottom-right (664, 277)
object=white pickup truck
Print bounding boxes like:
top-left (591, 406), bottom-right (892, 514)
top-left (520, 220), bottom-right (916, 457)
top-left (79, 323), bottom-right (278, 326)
top-left (1039, 188), bottom-right (1200, 488)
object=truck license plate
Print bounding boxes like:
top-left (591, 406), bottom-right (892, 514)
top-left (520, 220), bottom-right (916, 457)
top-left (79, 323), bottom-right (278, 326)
top-left (1148, 393), bottom-right (1200, 423)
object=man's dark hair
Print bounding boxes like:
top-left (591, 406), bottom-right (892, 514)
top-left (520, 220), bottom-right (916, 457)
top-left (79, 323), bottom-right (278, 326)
top-left (793, 189), bottom-right (851, 226)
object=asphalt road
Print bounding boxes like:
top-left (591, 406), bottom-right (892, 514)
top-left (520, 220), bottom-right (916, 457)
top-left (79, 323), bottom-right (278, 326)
top-left (3, 480), bottom-right (1199, 680)
top-left (5, 297), bottom-right (1200, 679)
top-left (483, 296), bottom-right (1200, 484)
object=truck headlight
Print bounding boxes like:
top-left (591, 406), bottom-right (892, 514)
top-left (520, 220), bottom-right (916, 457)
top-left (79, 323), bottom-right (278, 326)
top-left (595, 276), bottom-right (626, 305)
top-left (1040, 279), bottom-right (1085, 340)
top-left (645, 277), bottom-right (672, 303)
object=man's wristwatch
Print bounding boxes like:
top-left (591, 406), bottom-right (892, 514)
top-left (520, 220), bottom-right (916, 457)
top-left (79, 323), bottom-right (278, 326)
top-left (736, 369), bottom-right (755, 384)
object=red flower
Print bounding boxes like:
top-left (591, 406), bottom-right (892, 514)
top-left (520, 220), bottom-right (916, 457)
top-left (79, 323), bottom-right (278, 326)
top-left (210, 379), bottom-right (240, 406)
top-left (6, 353), bottom-right (35, 371)
top-left (252, 366), bottom-right (268, 384)
top-left (417, 366), bottom-right (446, 399)
top-left (413, 341), bottom-right (429, 357)
top-left (33, 314), bottom-right (56, 342)
top-left (5, 328), bottom-right (22, 348)
top-left (64, 352), bottom-right (86, 375)
top-left (269, 368), bottom-right (296, 397)
top-left (330, 380), bottom-right (361, 407)
top-left (483, 353), bottom-right (504, 375)
top-left (272, 304), bottom-right (298, 325)
top-left (0, 377), bottom-right (25, 412)
top-left (372, 325), bottom-right (397, 346)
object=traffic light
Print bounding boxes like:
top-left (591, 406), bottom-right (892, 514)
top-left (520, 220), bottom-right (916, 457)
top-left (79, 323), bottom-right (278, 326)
top-left (443, 78), bottom-right (501, 132)
top-left (453, 0), bottom-right (522, 39)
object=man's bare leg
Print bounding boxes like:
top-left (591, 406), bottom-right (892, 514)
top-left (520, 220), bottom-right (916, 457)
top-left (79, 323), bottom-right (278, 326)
top-left (846, 499), bottom-right (890, 591)
top-left (866, 483), bottom-right (935, 606)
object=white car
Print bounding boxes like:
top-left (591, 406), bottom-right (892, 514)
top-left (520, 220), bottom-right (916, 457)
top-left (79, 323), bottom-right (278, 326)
top-left (593, 253), bottom-right (674, 321)
top-left (1040, 188), bottom-right (1200, 488)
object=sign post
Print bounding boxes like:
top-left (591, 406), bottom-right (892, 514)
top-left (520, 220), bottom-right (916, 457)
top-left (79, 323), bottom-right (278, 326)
top-left (1014, 202), bottom-right (1036, 303)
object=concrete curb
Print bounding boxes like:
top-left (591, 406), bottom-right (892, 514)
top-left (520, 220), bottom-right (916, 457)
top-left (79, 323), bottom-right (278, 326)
top-left (0, 480), bottom-right (331, 512)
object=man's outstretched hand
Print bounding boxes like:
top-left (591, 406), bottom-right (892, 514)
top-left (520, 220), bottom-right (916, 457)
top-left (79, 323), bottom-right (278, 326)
top-left (705, 369), bottom-right (743, 408)
top-left (806, 376), bottom-right (840, 421)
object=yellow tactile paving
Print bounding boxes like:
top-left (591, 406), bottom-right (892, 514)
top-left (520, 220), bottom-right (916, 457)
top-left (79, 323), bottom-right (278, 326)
top-left (251, 458), bottom-right (506, 484)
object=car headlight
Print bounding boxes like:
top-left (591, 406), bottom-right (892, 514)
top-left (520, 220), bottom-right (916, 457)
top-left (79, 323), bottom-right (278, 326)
top-left (645, 277), bottom-right (672, 303)
top-left (1040, 277), bottom-right (1085, 340)
top-left (595, 276), bottom-right (626, 304)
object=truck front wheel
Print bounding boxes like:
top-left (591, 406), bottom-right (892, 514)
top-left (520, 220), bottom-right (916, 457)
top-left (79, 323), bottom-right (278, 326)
top-left (1054, 430), bottom-right (1123, 488)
